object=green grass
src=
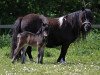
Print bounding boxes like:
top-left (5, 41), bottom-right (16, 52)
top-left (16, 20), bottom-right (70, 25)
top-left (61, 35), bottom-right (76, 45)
top-left (0, 30), bottom-right (100, 75)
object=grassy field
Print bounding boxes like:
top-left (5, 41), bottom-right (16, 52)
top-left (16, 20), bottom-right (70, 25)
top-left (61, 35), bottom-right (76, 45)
top-left (0, 30), bottom-right (100, 75)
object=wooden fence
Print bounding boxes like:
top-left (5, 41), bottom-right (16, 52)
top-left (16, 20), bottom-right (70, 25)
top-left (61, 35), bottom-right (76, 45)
top-left (0, 24), bottom-right (100, 29)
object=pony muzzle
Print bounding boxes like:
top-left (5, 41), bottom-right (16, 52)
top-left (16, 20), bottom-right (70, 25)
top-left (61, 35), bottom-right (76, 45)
top-left (82, 21), bottom-right (91, 32)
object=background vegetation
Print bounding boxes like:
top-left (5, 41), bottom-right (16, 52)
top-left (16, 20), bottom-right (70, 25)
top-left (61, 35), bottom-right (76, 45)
top-left (0, 0), bottom-right (100, 24)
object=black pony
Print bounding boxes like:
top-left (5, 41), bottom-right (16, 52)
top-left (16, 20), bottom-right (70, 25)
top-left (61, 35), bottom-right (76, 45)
top-left (11, 8), bottom-right (93, 63)
top-left (46, 8), bottom-right (93, 63)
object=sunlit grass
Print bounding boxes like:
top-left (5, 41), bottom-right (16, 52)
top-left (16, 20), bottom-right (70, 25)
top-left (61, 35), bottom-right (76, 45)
top-left (0, 30), bottom-right (100, 75)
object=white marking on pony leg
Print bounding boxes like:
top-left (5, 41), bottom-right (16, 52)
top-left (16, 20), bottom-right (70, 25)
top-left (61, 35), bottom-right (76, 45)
top-left (58, 16), bottom-right (64, 27)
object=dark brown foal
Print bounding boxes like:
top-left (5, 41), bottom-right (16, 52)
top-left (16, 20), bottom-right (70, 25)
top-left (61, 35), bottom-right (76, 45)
top-left (12, 30), bottom-right (47, 64)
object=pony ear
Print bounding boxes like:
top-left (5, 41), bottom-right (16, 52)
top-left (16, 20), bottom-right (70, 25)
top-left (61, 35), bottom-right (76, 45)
top-left (82, 7), bottom-right (85, 11)
top-left (63, 15), bottom-right (68, 21)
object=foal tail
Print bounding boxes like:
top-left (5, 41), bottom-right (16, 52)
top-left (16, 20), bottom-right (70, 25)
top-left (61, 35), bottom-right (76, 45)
top-left (11, 17), bottom-right (23, 58)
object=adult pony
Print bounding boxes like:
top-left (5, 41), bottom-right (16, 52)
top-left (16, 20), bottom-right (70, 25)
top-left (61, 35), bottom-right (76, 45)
top-left (11, 8), bottom-right (93, 63)
top-left (11, 13), bottom-right (48, 62)
top-left (46, 8), bottom-right (93, 63)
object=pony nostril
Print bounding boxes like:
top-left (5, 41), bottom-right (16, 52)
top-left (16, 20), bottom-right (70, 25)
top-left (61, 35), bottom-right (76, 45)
top-left (84, 24), bottom-right (91, 32)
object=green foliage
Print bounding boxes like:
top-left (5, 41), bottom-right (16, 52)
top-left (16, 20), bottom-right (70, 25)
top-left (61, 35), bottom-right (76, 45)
top-left (0, 34), bottom-right (11, 48)
top-left (0, 0), bottom-right (100, 24)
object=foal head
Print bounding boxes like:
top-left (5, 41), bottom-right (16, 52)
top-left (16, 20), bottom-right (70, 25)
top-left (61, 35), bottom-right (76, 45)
top-left (37, 15), bottom-right (49, 37)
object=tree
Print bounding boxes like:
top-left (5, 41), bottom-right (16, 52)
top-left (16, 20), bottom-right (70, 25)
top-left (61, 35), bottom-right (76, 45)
top-left (0, 0), bottom-right (99, 24)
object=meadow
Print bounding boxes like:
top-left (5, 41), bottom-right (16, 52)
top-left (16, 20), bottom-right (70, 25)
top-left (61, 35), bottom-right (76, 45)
top-left (0, 29), bottom-right (100, 75)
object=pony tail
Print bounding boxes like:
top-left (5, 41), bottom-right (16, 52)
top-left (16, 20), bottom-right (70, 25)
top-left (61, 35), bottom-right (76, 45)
top-left (13, 17), bottom-right (23, 34)
top-left (11, 17), bottom-right (23, 58)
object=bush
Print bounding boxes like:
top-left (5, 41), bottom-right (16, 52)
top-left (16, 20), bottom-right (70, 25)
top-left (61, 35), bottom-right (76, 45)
top-left (0, 34), bottom-right (11, 48)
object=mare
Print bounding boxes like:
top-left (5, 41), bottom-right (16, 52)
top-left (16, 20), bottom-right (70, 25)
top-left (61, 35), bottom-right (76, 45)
top-left (11, 13), bottom-right (48, 62)
top-left (46, 8), bottom-right (93, 63)
top-left (11, 8), bottom-right (93, 63)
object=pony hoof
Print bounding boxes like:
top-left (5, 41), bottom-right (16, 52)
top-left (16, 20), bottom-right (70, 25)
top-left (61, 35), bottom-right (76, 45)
top-left (60, 61), bottom-right (66, 64)
top-left (57, 61), bottom-right (66, 64)
top-left (60, 59), bottom-right (66, 64)
top-left (57, 58), bottom-right (66, 64)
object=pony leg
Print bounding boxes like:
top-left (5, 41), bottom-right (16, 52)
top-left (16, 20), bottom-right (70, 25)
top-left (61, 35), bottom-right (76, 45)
top-left (37, 47), bottom-right (44, 64)
top-left (26, 46), bottom-right (33, 62)
top-left (12, 47), bottom-right (21, 64)
top-left (12, 41), bottom-right (24, 63)
top-left (57, 44), bottom-right (70, 63)
top-left (21, 47), bottom-right (27, 64)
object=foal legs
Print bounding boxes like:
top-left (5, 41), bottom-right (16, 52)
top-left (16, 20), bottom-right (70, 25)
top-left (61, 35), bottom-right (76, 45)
top-left (12, 47), bottom-right (22, 63)
top-left (12, 41), bottom-right (24, 63)
top-left (37, 46), bottom-right (44, 64)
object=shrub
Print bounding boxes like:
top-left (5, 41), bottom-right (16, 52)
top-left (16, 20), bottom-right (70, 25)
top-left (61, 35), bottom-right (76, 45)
top-left (0, 34), bottom-right (11, 48)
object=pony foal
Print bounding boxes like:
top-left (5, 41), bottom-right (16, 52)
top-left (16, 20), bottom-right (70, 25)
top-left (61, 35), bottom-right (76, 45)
top-left (12, 29), bottom-right (47, 64)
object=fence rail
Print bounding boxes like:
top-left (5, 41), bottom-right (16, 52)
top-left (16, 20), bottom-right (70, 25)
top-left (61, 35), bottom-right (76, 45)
top-left (92, 25), bottom-right (100, 28)
top-left (0, 24), bottom-right (100, 28)
top-left (0, 25), bottom-right (13, 28)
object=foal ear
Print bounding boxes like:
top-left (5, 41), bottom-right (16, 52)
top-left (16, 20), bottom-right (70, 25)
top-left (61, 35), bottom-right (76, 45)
top-left (82, 7), bottom-right (85, 11)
